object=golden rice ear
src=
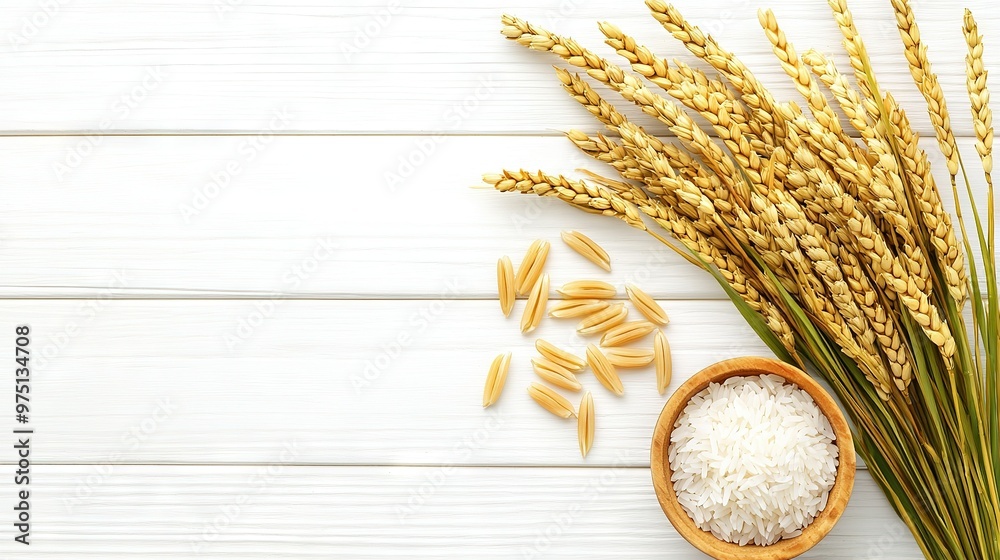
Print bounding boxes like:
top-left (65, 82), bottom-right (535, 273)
top-left (964, 9), bottom-right (994, 176)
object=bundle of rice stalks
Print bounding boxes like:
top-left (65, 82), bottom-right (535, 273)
top-left (484, 2), bottom-right (1000, 557)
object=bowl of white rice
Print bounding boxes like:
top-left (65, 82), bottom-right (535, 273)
top-left (650, 357), bottom-right (856, 559)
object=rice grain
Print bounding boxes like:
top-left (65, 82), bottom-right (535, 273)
top-left (532, 357), bottom-right (583, 391)
top-left (578, 391), bottom-right (595, 457)
top-left (520, 274), bottom-right (550, 333)
top-left (527, 382), bottom-right (577, 418)
top-left (498, 256), bottom-right (515, 317)
top-left (535, 339), bottom-right (586, 372)
top-left (625, 283), bottom-right (669, 325)
top-left (483, 352), bottom-right (512, 407)
top-left (603, 346), bottom-right (655, 368)
top-left (586, 343), bottom-right (625, 396)
top-left (578, 302), bottom-right (628, 334)
top-left (561, 230), bottom-right (612, 271)
top-left (600, 320), bottom-right (657, 347)
top-left (654, 330), bottom-right (672, 394)
top-left (558, 280), bottom-right (617, 299)
top-left (548, 299), bottom-right (610, 319)
top-left (514, 240), bottom-right (550, 296)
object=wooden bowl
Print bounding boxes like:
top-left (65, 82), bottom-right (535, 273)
top-left (650, 357), bottom-right (856, 560)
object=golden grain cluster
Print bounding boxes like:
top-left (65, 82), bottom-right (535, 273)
top-left (483, 232), bottom-right (673, 457)
top-left (486, 1), bottom-right (975, 401)
top-left (484, 2), bottom-right (1000, 556)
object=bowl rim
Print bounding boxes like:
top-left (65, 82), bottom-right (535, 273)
top-left (650, 356), bottom-right (856, 560)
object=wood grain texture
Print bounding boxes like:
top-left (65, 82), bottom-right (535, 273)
top-left (0, 135), bottom-right (992, 299)
top-left (0, 0), bottom-right (994, 135)
top-left (0, 465), bottom-right (920, 559)
top-left (2, 299), bottom-right (778, 466)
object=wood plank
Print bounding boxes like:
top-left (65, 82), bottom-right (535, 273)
top-left (0, 135), bottom-right (992, 299)
top-left (0, 464), bottom-right (920, 558)
top-left (0, 0), bottom-right (993, 135)
top-left (0, 298), bottom-right (786, 466)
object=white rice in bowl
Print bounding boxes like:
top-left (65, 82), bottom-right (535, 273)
top-left (668, 374), bottom-right (839, 546)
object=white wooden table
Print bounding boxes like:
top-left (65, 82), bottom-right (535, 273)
top-left (1, 0), bottom-right (991, 557)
